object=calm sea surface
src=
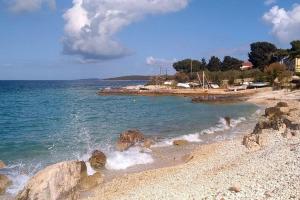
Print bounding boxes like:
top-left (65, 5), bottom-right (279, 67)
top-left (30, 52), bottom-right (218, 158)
top-left (0, 80), bottom-right (258, 194)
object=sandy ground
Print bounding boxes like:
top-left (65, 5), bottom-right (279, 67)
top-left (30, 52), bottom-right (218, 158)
top-left (82, 89), bottom-right (300, 200)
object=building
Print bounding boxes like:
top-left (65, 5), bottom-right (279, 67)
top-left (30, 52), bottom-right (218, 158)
top-left (295, 57), bottom-right (300, 73)
top-left (240, 61), bottom-right (253, 71)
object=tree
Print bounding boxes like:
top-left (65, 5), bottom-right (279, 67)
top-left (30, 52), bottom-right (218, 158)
top-left (221, 56), bottom-right (243, 71)
top-left (264, 62), bottom-right (287, 84)
top-left (248, 42), bottom-right (278, 71)
top-left (289, 40), bottom-right (300, 58)
top-left (173, 59), bottom-right (206, 73)
top-left (207, 56), bottom-right (222, 71)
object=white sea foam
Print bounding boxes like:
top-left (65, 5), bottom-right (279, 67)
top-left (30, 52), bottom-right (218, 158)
top-left (105, 147), bottom-right (153, 170)
top-left (153, 116), bottom-right (246, 147)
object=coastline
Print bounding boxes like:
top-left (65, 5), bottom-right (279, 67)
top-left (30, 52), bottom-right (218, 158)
top-left (81, 89), bottom-right (300, 200)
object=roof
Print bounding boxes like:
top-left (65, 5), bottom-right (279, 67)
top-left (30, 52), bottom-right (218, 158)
top-left (242, 61), bottom-right (253, 67)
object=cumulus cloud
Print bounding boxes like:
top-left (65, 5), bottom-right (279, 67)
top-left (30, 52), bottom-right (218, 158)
top-left (62, 0), bottom-right (188, 61)
top-left (146, 56), bottom-right (176, 67)
top-left (263, 4), bottom-right (300, 43)
top-left (264, 0), bottom-right (276, 6)
top-left (8, 0), bottom-right (56, 13)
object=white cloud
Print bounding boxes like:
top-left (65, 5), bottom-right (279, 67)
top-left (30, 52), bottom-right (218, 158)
top-left (263, 4), bottom-right (300, 43)
top-left (146, 56), bottom-right (176, 67)
top-left (62, 0), bottom-right (188, 61)
top-left (8, 0), bottom-right (56, 13)
top-left (264, 0), bottom-right (276, 6)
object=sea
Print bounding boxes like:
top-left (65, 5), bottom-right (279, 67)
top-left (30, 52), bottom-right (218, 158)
top-left (0, 80), bottom-right (260, 195)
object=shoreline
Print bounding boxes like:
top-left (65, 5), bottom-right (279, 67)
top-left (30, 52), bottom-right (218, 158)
top-left (3, 89), bottom-right (299, 199)
top-left (82, 89), bottom-right (300, 200)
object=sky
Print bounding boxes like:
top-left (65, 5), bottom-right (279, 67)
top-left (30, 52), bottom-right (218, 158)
top-left (0, 0), bottom-right (300, 80)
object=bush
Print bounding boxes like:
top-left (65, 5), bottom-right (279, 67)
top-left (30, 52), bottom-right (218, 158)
top-left (174, 72), bottom-right (190, 82)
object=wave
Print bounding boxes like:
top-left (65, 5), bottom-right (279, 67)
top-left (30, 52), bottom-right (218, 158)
top-left (153, 116), bottom-right (246, 147)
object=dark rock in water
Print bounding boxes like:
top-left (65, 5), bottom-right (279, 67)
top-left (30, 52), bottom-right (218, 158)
top-left (224, 116), bottom-right (231, 127)
top-left (89, 150), bottom-right (107, 169)
top-left (0, 174), bottom-right (12, 194)
top-left (16, 160), bottom-right (87, 200)
top-left (0, 160), bottom-right (6, 169)
top-left (173, 140), bottom-right (188, 146)
top-left (116, 129), bottom-right (145, 151)
top-left (276, 102), bottom-right (288, 107)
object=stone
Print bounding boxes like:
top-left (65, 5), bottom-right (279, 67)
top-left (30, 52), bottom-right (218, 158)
top-left (116, 129), bottom-right (145, 151)
top-left (119, 129), bottom-right (145, 143)
top-left (243, 132), bottom-right (268, 149)
top-left (79, 172), bottom-right (103, 191)
top-left (265, 107), bottom-right (285, 118)
top-left (143, 138), bottom-right (155, 149)
top-left (181, 154), bottom-right (194, 163)
top-left (252, 117), bottom-right (271, 134)
top-left (229, 185), bottom-right (241, 193)
top-left (224, 116), bottom-right (231, 127)
top-left (276, 102), bottom-right (288, 107)
top-left (173, 140), bottom-right (188, 146)
top-left (16, 160), bottom-right (87, 200)
top-left (0, 160), bottom-right (6, 169)
top-left (116, 141), bottom-right (133, 151)
top-left (89, 150), bottom-right (106, 170)
top-left (0, 174), bottom-right (12, 194)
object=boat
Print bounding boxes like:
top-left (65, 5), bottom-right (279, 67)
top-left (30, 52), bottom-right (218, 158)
top-left (248, 82), bottom-right (270, 88)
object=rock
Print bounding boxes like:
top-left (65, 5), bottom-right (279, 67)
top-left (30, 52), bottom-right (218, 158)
top-left (0, 160), bottom-right (6, 169)
top-left (143, 138), bottom-right (155, 149)
top-left (282, 115), bottom-right (300, 130)
top-left (265, 107), bottom-right (283, 118)
top-left (229, 185), bottom-right (241, 193)
top-left (243, 132), bottom-right (268, 149)
top-left (116, 129), bottom-right (145, 151)
top-left (16, 160), bottom-right (87, 200)
top-left (119, 129), bottom-right (145, 143)
top-left (276, 102), bottom-right (288, 107)
top-left (181, 154), bottom-right (194, 163)
top-left (89, 150), bottom-right (106, 170)
top-left (116, 141), bottom-right (133, 151)
top-left (224, 116), bottom-right (231, 127)
top-left (173, 140), bottom-right (188, 146)
top-left (252, 117), bottom-right (271, 134)
top-left (79, 172), bottom-right (102, 191)
top-left (0, 174), bottom-right (12, 194)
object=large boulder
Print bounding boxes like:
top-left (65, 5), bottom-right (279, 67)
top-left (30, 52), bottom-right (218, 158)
top-left (16, 161), bottom-right (88, 200)
top-left (89, 150), bottom-right (106, 170)
top-left (116, 129), bottom-right (145, 151)
top-left (0, 174), bottom-right (12, 194)
top-left (0, 160), bottom-right (6, 169)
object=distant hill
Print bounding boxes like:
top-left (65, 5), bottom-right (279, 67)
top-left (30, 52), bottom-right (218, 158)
top-left (103, 75), bottom-right (152, 81)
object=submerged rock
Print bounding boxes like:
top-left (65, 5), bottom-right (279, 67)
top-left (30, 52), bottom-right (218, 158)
top-left (16, 160), bottom-right (87, 200)
top-left (89, 150), bottom-right (106, 170)
top-left (116, 129), bottom-right (145, 151)
top-left (0, 174), bottom-right (12, 194)
top-left (173, 140), bottom-right (188, 146)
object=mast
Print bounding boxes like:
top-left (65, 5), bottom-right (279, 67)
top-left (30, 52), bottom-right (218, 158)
top-left (202, 71), bottom-right (205, 89)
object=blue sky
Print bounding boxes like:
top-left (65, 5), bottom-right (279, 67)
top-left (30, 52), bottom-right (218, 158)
top-left (0, 0), bottom-right (299, 80)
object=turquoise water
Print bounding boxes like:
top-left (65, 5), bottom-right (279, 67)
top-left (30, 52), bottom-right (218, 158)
top-left (0, 80), bottom-right (258, 194)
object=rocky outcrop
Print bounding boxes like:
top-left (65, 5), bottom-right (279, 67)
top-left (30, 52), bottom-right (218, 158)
top-left (79, 172), bottom-right (102, 191)
top-left (173, 140), bottom-right (188, 146)
top-left (0, 174), bottom-right (12, 194)
top-left (116, 129), bottom-right (145, 151)
top-left (89, 150), bottom-right (106, 170)
top-left (16, 160), bottom-right (99, 200)
top-left (243, 102), bottom-right (300, 150)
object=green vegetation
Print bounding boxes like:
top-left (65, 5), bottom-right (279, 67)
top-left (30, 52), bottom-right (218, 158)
top-left (171, 40), bottom-right (300, 86)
